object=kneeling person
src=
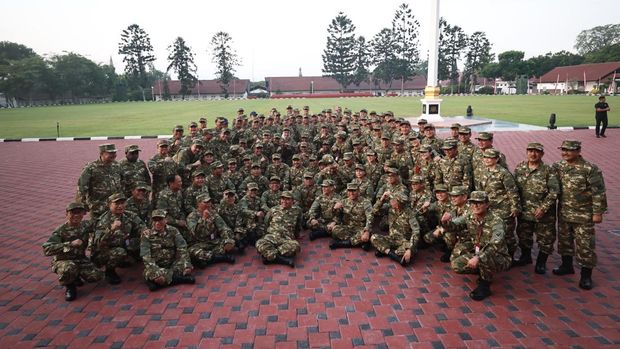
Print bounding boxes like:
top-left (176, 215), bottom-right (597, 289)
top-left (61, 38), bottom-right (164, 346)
top-left (43, 202), bottom-right (103, 301)
top-left (256, 191), bottom-right (302, 267)
top-left (141, 210), bottom-right (195, 291)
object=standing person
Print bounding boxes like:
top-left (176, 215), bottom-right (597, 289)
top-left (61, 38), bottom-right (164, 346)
top-left (553, 140), bottom-right (607, 290)
top-left (76, 144), bottom-right (122, 219)
top-left (119, 144), bottom-right (151, 197)
top-left (148, 139), bottom-right (179, 202)
top-left (594, 95), bottom-right (610, 138)
top-left (43, 203), bottom-right (103, 301)
top-left (513, 143), bottom-right (559, 273)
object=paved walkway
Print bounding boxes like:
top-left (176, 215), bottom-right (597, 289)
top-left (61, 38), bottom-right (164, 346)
top-left (0, 129), bottom-right (618, 348)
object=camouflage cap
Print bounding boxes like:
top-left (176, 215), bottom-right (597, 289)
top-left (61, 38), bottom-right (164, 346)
top-left (292, 154), bottom-right (301, 160)
top-left (346, 183), bottom-right (359, 191)
top-left (386, 167), bottom-right (399, 174)
top-left (134, 181), bottom-right (151, 191)
top-left (157, 139), bottom-right (170, 147)
top-left (483, 148), bottom-right (500, 158)
top-left (269, 176), bottom-right (281, 182)
top-left (559, 139), bottom-right (581, 150)
top-left (458, 126), bottom-right (472, 134)
top-left (321, 179), bottom-right (335, 187)
top-left (351, 139), bottom-right (361, 145)
top-left (325, 108), bottom-right (332, 113)
top-left (303, 172), bottom-right (314, 178)
top-left (199, 117), bottom-right (207, 122)
top-left (192, 139), bottom-right (205, 147)
top-left (369, 110), bottom-right (377, 115)
top-left (262, 131), bottom-right (272, 137)
top-left (476, 132), bottom-right (493, 140)
top-left (322, 154), bottom-right (335, 164)
top-left (303, 105), bottom-right (310, 110)
top-left (229, 145), bottom-right (240, 152)
top-left (418, 144), bottom-right (432, 153)
top-left (417, 118), bottom-right (428, 125)
top-left (227, 158), bottom-right (237, 165)
top-left (242, 155), bottom-right (252, 161)
top-left (400, 120), bottom-right (411, 126)
top-left (280, 191), bottom-right (294, 199)
top-left (254, 142), bottom-right (264, 148)
top-left (309, 154), bottom-right (318, 161)
top-left (202, 128), bottom-right (214, 136)
top-left (272, 153), bottom-right (281, 160)
top-left (343, 152), bottom-right (353, 160)
top-left (151, 209), bottom-right (167, 218)
top-left (191, 169), bottom-right (206, 177)
top-left (410, 175), bottom-right (424, 184)
top-left (223, 189), bottom-right (236, 195)
top-left (108, 193), bottom-right (127, 203)
top-left (468, 191), bottom-right (489, 202)
top-left (392, 137), bottom-right (405, 145)
top-left (203, 149), bottom-right (214, 155)
top-left (247, 182), bottom-right (259, 190)
top-left (189, 121), bottom-right (198, 127)
top-left (360, 108), bottom-right (368, 113)
top-left (526, 142), bottom-right (544, 152)
top-left (237, 108), bottom-right (244, 112)
top-left (321, 140), bottom-right (331, 145)
top-left (211, 161), bottom-right (224, 168)
top-left (365, 150), bottom-right (377, 156)
top-left (125, 144), bottom-right (141, 153)
top-left (286, 105), bottom-right (293, 110)
top-left (423, 123), bottom-right (435, 130)
top-left (173, 125), bottom-right (184, 131)
top-left (99, 143), bottom-right (117, 153)
top-left (434, 184), bottom-right (448, 192)
top-left (450, 123), bottom-right (462, 129)
top-left (66, 202), bottom-right (87, 212)
top-left (238, 137), bottom-right (247, 143)
top-left (449, 186), bottom-right (468, 196)
top-left (355, 164), bottom-right (366, 171)
top-left (381, 134), bottom-right (391, 140)
top-left (408, 132), bottom-right (420, 140)
top-left (251, 162), bottom-right (261, 168)
top-left (442, 139), bottom-right (458, 149)
top-left (336, 131), bottom-right (347, 139)
top-left (196, 193), bottom-right (212, 203)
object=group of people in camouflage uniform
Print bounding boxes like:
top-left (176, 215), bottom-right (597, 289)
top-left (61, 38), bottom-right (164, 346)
top-left (44, 105), bottom-right (607, 302)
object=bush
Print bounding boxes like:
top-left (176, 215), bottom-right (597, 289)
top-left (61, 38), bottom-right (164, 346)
top-left (477, 86), bottom-right (495, 95)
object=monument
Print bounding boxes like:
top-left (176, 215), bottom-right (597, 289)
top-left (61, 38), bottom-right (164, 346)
top-left (419, 0), bottom-right (444, 123)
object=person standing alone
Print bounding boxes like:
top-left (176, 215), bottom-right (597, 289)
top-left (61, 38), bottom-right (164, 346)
top-left (595, 95), bottom-right (610, 138)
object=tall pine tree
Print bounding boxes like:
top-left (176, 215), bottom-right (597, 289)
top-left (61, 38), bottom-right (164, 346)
top-left (322, 12), bottom-right (357, 90)
top-left (438, 18), bottom-right (468, 93)
top-left (118, 24), bottom-right (155, 101)
top-left (392, 3), bottom-right (420, 93)
top-left (210, 31), bottom-right (240, 98)
top-left (167, 37), bottom-right (197, 100)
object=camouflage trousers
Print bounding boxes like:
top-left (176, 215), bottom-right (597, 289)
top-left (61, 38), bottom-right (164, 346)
top-left (516, 217), bottom-right (556, 255)
top-left (558, 220), bottom-right (597, 268)
top-left (451, 248), bottom-right (511, 282)
top-left (423, 229), bottom-right (457, 250)
top-left (256, 234), bottom-right (300, 261)
top-left (52, 258), bottom-right (103, 286)
top-left (331, 224), bottom-right (366, 246)
top-left (92, 246), bottom-right (139, 269)
top-left (307, 218), bottom-right (330, 233)
top-left (503, 216), bottom-right (517, 258)
top-left (371, 234), bottom-right (414, 256)
top-left (144, 260), bottom-right (188, 285)
top-left (188, 241), bottom-right (227, 263)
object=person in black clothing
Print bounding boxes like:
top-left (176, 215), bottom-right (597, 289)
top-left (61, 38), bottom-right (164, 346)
top-left (595, 96), bottom-right (610, 138)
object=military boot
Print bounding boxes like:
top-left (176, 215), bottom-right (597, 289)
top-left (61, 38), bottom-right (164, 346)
top-left (470, 279), bottom-right (492, 301)
top-left (535, 252), bottom-right (548, 274)
top-left (329, 240), bottom-right (352, 249)
top-left (375, 250), bottom-right (386, 258)
top-left (105, 268), bottom-right (122, 285)
top-left (309, 229), bottom-right (329, 241)
top-left (440, 250), bottom-right (452, 263)
top-left (195, 260), bottom-right (209, 269)
top-left (146, 280), bottom-right (163, 292)
top-left (274, 255), bottom-right (295, 268)
top-left (579, 267), bottom-right (593, 290)
top-left (64, 285), bottom-right (77, 301)
top-left (171, 274), bottom-right (196, 285)
top-left (552, 255), bottom-right (575, 275)
top-left (235, 240), bottom-right (246, 255)
top-left (360, 242), bottom-right (371, 251)
top-left (512, 248), bottom-right (532, 267)
top-left (212, 254), bottom-right (236, 264)
top-left (388, 251), bottom-right (408, 267)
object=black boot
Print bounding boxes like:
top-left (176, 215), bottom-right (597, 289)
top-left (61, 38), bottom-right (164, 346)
top-left (171, 274), bottom-right (196, 285)
top-left (329, 240), bottom-right (352, 249)
top-left (105, 268), bottom-right (121, 285)
top-left (64, 285), bottom-right (77, 301)
top-left (440, 250), bottom-right (452, 263)
top-left (535, 252), bottom-right (548, 274)
top-left (552, 255), bottom-right (575, 276)
top-left (361, 242), bottom-right (371, 251)
top-left (212, 254), bottom-right (236, 264)
top-left (375, 250), bottom-right (386, 258)
top-left (274, 255), bottom-right (295, 268)
top-left (388, 251), bottom-right (408, 267)
top-left (235, 240), bottom-right (246, 255)
top-left (309, 229), bottom-right (329, 241)
top-left (470, 279), bottom-right (492, 301)
top-left (146, 280), bottom-right (163, 292)
top-left (195, 260), bottom-right (209, 269)
top-left (512, 248), bottom-right (532, 267)
top-left (579, 267), bottom-right (593, 290)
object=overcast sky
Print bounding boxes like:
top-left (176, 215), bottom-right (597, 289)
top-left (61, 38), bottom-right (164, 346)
top-left (2, 0), bottom-right (618, 81)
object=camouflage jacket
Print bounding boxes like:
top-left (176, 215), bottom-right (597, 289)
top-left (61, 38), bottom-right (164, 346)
top-left (411, 158), bottom-right (436, 190)
top-left (335, 197), bottom-right (373, 231)
top-left (125, 197), bottom-right (153, 225)
top-left (553, 157), bottom-right (607, 224)
top-left (217, 200), bottom-right (244, 233)
top-left (293, 184), bottom-right (320, 213)
top-left (375, 182), bottom-right (409, 202)
top-left (457, 141), bottom-right (476, 162)
top-left (289, 166), bottom-right (305, 188)
top-left (390, 150), bottom-right (414, 179)
top-left (173, 147), bottom-right (201, 172)
top-left (446, 211), bottom-right (509, 261)
top-left (186, 209), bottom-right (234, 245)
top-left (240, 175), bottom-right (270, 195)
top-left (266, 163), bottom-right (291, 189)
top-left (478, 166), bottom-right (521, 218)
top-left (119, 158), bottom-right (151, 196)
top-left (77, 159), bottom-right (122, 207)
top-left (92, 210), bottom-right (146, 251)
top-left (140, 225), bottom-right (191, 270)
top-left (350, 178), bottom-right (375, 201)
top-left (156, 188), bottom-right (186, 225)
top-left (387, 207), bottom-right (420, 250)
top-left (514, 161), bottom-right (559, 221)
top-left (147, 154), bottom-right (179, 194)
top-left (472, 148), bottom-right (508, 189)
top-left (308, 193), bottom-right (340, 224)
top-left (225, 171), bottom-right (244, 192)
top-left (183, 185), bottom-right (208, 215)
top-left (410, 189), bottom-right (433, 215)
top-left (43, 221), bottom-right (92, 262)
top-left (265, 205), bottom-right (302, 238)
top-left (261, 190), bottom-right (282, 213)
top-left (205, 175), bottom-right (235, 204)
top-left (434, 156), bottom-right (470, 190)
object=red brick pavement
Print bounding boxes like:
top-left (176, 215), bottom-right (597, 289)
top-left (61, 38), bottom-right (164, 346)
top-left (0, 129), bottom-right (618, 348)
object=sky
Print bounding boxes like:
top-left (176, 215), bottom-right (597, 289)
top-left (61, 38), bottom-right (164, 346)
top-left (2, 0), bottom-right (619, 82)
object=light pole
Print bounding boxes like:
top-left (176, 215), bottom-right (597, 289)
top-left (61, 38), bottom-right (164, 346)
top-left (151, 86), bottom-right (155, 101)
top-left (419, 0), bottom-right (444, 122)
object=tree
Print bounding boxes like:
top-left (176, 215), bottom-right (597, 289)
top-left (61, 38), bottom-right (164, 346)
top-left (496, 50), bottom-right (525, 81)
top-left (524, 51), bottom-right (584, 78)
top-left (1, 55), bottom-right (51, 106)
top-left (118, 24), bottom-right (156, 101)
top-left (167, 37), bottom-right (197, 99)
top-left (351, 36), bottom-right (370, 86)
top-left (584, 43), bottom-right (620, 63)
top-left (322, 12), bottom-right (358, 90)
top-left (438, 18), bottom-right (468, 92)
top-left (50, 53), bottom-right (109, 102)
top-left (391, 3), bottom-right (420, 92)
top-left (0, 41), bottom-right (36, 65)
top-left (574, 24), bottom-right (620, 55)
top-left (210, 31), bottom-right (240, 98)
top-left (370, 28), bottom-right (399, 91)
top-left (464, 31), bottom-right (493, 93)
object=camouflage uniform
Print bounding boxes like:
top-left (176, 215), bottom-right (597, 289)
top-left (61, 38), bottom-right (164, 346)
top-left (119, 148), bottom-right (151, 197)
top-left (148, 152), bottom-right (179, 201)
top-left (554, 152), bottom-right (607, 268)
top-left (186, 208), bottom-right (235, 264)
top-left (125, 196), bottom-right (152, 226)
top-left (183, 184), bottom-right (207, 215)
top-left (434, 149), bottom-right (470, 191)
top-left (514, 158), bottom-right (559, 256)
top-left (91, 209), bottom-right (146, 269)
top-left (371, 202), bottom-right (420, 256)
top-left (256, 202), bottom-right (302, 261)
top-left (238, 188), bottom-right (266, 240)
top-left (156, 188), bottom-right (189, 239)
top-left (307, 184), bottom-right (340, 232)
top-left (140, 224), bottom-right (192, 285)
top-left (217, 197), bottom-right (247, 244)
top-left (331, 194), bottom-right (373, 246)
top-left (77, 157), bottom-right (122, 218)
top-left (43, 218), bottom-right (103, 286)
top-left (205, 173), bottom-right (235, 204)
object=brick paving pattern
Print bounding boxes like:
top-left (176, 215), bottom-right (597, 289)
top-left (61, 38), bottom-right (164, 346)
top-left (0, 129), bottom-right (618, 348)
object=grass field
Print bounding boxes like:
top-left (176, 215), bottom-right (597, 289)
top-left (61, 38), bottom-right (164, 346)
top-left (0, 95), bottom-right (616, 138)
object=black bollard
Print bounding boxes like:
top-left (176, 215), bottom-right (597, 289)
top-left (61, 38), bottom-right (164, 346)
top-left (466, 105), bottom-right (473, 118)
top-left (548, 113), bottom-right (557, 129)
top-left (57, 122), bottom-right (60, 137)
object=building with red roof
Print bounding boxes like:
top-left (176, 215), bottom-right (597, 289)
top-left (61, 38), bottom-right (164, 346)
top-left (152, 79), bottom-right (250, 100)
top-left (536, 61), bottom-right (620, 94)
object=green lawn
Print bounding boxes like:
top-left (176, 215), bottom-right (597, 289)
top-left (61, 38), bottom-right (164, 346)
top-left (0, 95), bottom-right (616, 138)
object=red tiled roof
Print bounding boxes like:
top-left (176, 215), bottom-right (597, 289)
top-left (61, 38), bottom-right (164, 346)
top-left (265, 76), bottom-right (427, 92)
top-left (539, 61), bottom-right (620, 83)
top-left (153, 79), bottom-right (250, 95)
